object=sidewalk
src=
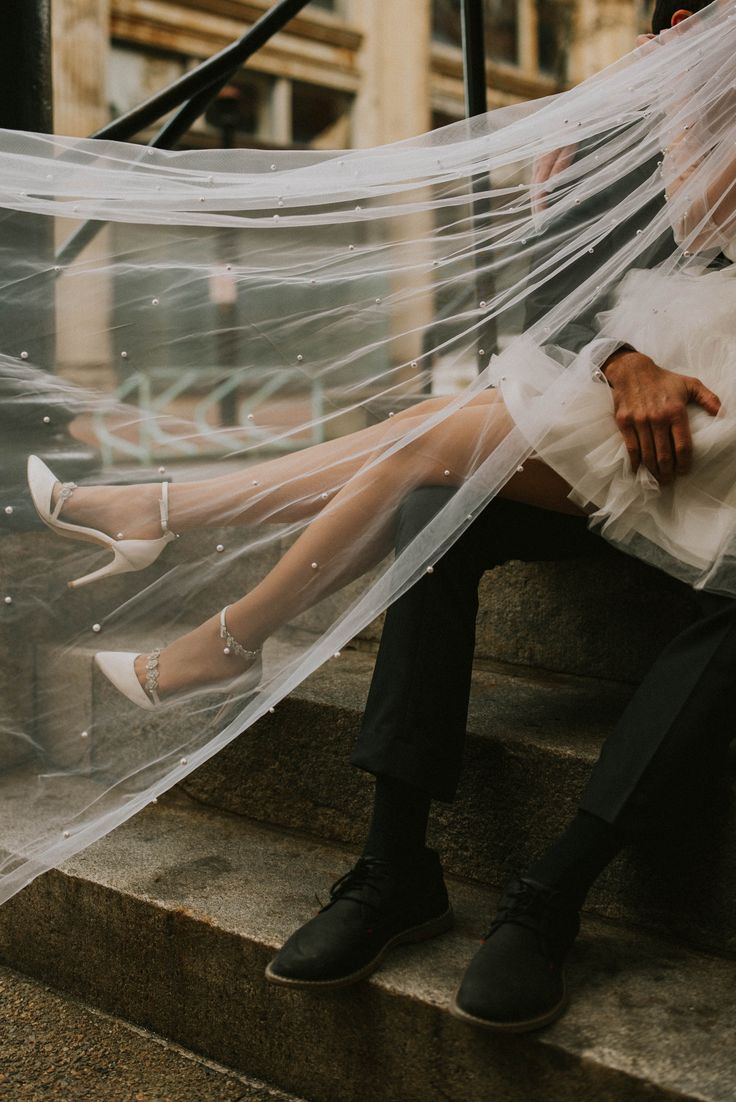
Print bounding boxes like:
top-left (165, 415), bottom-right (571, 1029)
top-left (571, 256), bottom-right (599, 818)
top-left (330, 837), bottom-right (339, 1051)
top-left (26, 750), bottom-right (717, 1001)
top-left (0, 964), bottom-right (296, 1102)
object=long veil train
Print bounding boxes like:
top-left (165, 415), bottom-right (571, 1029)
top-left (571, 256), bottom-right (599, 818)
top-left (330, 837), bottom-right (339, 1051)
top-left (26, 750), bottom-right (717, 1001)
top-left (1, 1), bottom-right (735, 906)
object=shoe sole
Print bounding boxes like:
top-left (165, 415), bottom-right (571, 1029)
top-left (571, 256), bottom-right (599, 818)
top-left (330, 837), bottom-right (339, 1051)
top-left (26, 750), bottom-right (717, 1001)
top-left (264, 906), bottom-right (455, 990)
top-left (447, 979), bottom-right (569, 1034)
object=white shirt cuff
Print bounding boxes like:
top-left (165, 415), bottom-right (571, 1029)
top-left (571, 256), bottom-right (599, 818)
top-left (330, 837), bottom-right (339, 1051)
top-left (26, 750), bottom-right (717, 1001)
top-left (583, 338), bottom-right (634, 382)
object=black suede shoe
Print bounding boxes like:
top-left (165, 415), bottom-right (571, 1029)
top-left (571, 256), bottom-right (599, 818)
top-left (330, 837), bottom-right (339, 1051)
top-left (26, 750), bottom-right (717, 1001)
top-left (450, 876), bottom-right (580, 1033)
top-left (265, 849), bottom-right (453, 989)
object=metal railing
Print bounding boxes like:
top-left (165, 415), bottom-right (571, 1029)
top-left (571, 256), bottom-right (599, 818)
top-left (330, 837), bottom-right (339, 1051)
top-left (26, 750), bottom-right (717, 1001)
top-left (57, 0), bottom-right (315, 268)
top-left (6, 0), bottom-right (490, 295)
top-left (0, 0), bottom-right (491, 500)
top-left (94, 0), bottom-right (488, 140)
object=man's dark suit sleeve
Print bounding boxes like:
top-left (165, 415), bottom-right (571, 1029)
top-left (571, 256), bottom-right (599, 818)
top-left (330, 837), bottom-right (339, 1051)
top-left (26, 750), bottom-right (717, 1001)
top-left (522, 155), bottom-right (671, 356)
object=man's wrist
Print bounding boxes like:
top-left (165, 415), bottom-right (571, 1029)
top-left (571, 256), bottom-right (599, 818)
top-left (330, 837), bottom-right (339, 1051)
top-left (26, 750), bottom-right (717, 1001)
top-left (601, 343), bottom-right (637, 383)
top-left (601, 343), bottom-right (636, 374)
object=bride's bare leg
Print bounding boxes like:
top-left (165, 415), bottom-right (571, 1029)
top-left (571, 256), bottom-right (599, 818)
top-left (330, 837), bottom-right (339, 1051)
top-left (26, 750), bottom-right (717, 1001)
top-left (497, 457), bottom-right (586, 517)
top-left (143, 392), bottom-right (584, 695)
top-left (52, 395), bottom-right (460, 540)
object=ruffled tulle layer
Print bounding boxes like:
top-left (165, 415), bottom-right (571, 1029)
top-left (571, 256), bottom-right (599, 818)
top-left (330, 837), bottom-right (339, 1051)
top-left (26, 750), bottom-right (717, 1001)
top-left (500, 266), bottom-right (736, 592)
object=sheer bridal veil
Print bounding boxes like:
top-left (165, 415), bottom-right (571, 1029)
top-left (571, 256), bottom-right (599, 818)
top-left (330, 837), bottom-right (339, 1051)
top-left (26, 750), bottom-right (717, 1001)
top-left (1, 1), bottom-right (736, 905)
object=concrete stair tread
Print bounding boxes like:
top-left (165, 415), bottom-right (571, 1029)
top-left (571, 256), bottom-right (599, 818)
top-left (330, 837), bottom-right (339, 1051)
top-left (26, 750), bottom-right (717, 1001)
top-left (2, 792), bottom-right (735, 1102)
top-left (292, 649), bottom-right (631, 759)
top-left (4, 518), bottom-right (702, 685)
top-left (41, 637), bottom-right (629, 758)
top-left (29, 643), bottom-right (736, 956)
top-left (0, 964), bottom-right (303, 1102)
top-left (173, 650), bottom-right (736, 958)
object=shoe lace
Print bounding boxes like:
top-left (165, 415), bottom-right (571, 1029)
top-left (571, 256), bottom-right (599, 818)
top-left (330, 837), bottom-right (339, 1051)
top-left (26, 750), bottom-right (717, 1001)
top-left (483, 878), bottom-right (557, 943)
top-left (318, 856), bottom-right (392, 915)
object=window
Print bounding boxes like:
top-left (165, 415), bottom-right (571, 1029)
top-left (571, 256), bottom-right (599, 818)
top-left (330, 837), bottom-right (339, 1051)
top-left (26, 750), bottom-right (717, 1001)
top-left (432, 0), bottom-right (518, 65)
top-left (432, 0), bottom-right (573, 77)
top-left (432, 0), bottom-right (462, 48)
top-left (198, 72), bottom-right (353, 151)
top-left (485, 0), bottom-right (519, 65)
top-left (537, 0), bottom-right (575, 79)
top-left (291, 81), bottom-right (352, 148)
top-left (203, 71), bottom-right (276, 144)
top-left (431, 109), bottom-right (464, 131)
top-left (108, 43), bottom-right (187, 122)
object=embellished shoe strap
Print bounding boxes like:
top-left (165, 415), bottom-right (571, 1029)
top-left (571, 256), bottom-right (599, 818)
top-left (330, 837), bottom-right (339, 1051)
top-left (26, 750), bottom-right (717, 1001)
top-left (144, 648), bottom-right (162, 705)
top-left (159, 480), bottom-right (181, 539)
top-left (159, 481), bottom-right (175, 537)
top-left (51, 481), bottom-right (77, 522)
top-left (219, 606), bottom-right (260, 661)
top-left (141, 609), bottom-right (258, 705)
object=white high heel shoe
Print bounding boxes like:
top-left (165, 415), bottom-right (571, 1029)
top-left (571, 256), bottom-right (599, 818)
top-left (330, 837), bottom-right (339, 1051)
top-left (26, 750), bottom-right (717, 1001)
top-left (27, 454), bottom-right (178, 589)
top-left (94, 606), bottom-right (262, 710)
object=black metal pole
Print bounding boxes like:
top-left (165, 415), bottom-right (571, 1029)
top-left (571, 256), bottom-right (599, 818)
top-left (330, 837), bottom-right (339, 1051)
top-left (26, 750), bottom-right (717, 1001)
top-left (207, 95), bottom-right (241, 428)
top-left (94, 0), bottom-right (313, 144)
top-left (461, 0), bottom-right (496, 369)
top-left (0, 0), bottom-right (53, 131)
top-left (0, 0), bottom-right (55, 368)
top-left (461, 0), bottom-right (488, 118)
top-left (0, 2), bottom-right (98, 528)
top-left (56, 0), bottom-right (314, 268)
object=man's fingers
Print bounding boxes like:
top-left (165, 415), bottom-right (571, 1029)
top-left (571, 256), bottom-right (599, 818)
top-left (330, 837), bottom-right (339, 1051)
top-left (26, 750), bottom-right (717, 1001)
top-left (620, 424), bottom-right (641, 473)
top-left (531, 144), bottom-right (578, 210)
top-left (652, 421), bottom-right (676, 484)
top-left (637, 422), bottom-right (659, 480)
top-left (609, 360), bottom-right (715, 484)
top-left (670, 417), bottom-right (694, 474)
top-left (533, 146), bottom-right (575, 186)
top-left (549, 145), bottom-right (576, 183)
top-left (689, 378), bottom-right (722, 416)
top-left (548, 150), bottom-right (567, 177)
top-left (532, 151), bottom-right (555, 187)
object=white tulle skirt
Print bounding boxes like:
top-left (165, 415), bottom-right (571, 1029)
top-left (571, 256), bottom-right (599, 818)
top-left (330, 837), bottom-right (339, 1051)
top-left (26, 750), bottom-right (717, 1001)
top-left (499, 265), bottom-right (736, 593)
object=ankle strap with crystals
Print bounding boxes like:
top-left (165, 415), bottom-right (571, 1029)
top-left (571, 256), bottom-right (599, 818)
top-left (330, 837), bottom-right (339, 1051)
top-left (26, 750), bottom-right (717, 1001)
top-left (141, 607), bottom-right (259, 704)
top-left (144, 648), bottom-right (162, 705)
top-left (219, 605), bottom-right (260, 661)
top-left (159, 480), bottom-right (179, 537)
top-left (52, 481), bottom-right (77, 522)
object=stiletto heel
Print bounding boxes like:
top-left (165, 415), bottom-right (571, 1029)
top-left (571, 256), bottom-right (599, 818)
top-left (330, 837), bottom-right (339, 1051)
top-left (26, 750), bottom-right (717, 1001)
top-left (94, 606), bottom-right (262, 711)
top-left (27, 454), bottom-right (178, 589)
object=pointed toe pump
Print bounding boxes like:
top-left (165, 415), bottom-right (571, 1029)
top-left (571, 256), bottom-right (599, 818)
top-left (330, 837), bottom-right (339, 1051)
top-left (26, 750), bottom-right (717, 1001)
top-left (93, 651), bottom-right (158, 711)
top-left (27, 454), bottom-right (178, 589)
top-left (94, 606), bottom-right (262, 710)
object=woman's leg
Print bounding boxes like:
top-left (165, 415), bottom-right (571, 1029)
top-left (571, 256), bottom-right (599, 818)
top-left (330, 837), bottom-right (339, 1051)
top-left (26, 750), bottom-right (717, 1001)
top-left (53, 395), bottom-right (465, 540)
top-left (142, 392), bottom-right (585, 695)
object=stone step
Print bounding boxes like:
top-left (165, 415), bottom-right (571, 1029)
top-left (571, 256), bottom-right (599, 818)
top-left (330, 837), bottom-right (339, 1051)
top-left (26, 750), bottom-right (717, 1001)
top-left (180, 652), bottom-right (736, 959)
top-left (31, 642), bottom-right (736, 957)
top-left (1, 517), bottom-right (699, 684)
top-left (0, 962), bottom-right (303, 1102)
top-left (0, 793), bottom-right (733, 1102)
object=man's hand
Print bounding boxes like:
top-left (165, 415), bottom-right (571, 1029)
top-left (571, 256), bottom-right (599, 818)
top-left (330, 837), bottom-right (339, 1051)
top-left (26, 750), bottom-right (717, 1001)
top-left (531, 144), bottom-right (578, 211)
top-left (602, 349), bottom-right (721, 484)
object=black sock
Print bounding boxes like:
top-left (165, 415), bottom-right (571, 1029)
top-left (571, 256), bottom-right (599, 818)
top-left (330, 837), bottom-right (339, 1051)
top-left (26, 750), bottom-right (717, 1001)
top-left (526, 809), bottom-right (625, 908)
top-left (362, 774), bottom-right (432, 865)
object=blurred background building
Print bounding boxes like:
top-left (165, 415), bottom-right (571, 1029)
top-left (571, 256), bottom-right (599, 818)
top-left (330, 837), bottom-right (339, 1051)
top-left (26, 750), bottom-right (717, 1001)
top-left (48, 0), bottom-right (655, 463)
top-left (54, 1), bottom-right (654, 146)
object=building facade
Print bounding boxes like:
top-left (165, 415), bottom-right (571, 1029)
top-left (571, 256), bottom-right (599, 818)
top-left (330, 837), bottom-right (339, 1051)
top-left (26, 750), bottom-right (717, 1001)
top-left (53, 1), bottom-right (652, 149)
top-left (49, 0), bottom-right (653, 445)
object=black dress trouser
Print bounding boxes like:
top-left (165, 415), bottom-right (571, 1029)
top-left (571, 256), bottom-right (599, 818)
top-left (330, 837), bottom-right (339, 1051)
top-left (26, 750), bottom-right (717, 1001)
top-left (351, 487), bottom-right (736, 838)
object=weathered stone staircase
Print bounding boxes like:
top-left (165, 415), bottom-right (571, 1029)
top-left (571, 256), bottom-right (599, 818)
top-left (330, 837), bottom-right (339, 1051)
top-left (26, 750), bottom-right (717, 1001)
top-left (1, 520), bottom-right (735, 1101)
